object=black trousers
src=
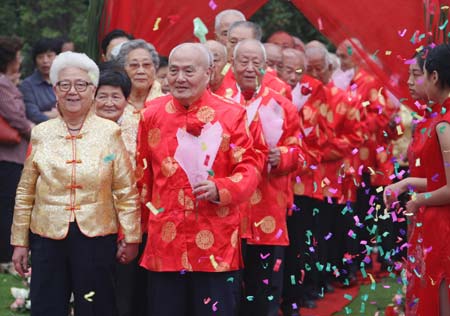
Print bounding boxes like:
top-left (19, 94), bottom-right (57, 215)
top-left (241, 244), bottom-right (285, 316)
top-left (0, 161), bottom-right (22, 262)
top-left (115, 233), bottom-right (148, 316)
top-left (147, 270), bottom-right (241, 316)
top-left (315, 198), bottom-right (342, 282)
top-left (282, 195), bottom-right (320, 302)
top-left (30, 223), bottom-right (117, 316)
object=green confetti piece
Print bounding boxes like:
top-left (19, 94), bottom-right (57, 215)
top-left (360, 302), bottom-right (366, 313)
top-left (439, 19), bottom-right (448, 30)
top-left (246, 296), bottom-right (254, 301)
top-left (193, 17), bottom-right (208, 43)
top-left (424, 193), bottom-right (432, 199)
top-left (366, 225), bottom-right (377, 235)
top-left (416, 222), bottom-right (423, 227)
top-left (227, 277), bottom-right (234, 283)
top-left (442, 107), bottom-right (447, 114)
top-left (371, 49), bottom-right (379, 58)
top-left (418, 33), bottom-right (426, 40)
top-left (208, 169), bottom-right (215, 176)
top-left (344, 294), bottom-right (353, 300)
top-left (290, 275), bottom-right (296, 285)
top-left (313, 181), bottom-right (317, 193)
top-left (305, 263), bottom-right (311, 271)
top-left (361, 294), bottom-right (369, 302)
top-left (259, 68), bottom-right (266, 75)
top-left (267, 295), bottom-right (274, 301)
top-left (345, 306), bottom-right (352, 314)
top-left (370, 281), bottom-right (376, 291)
top-left (312, 208), bottom-right (319, 216)
top-left (439, 125), bottom-right (447, 134)
top-left (103, 153), bottom-right (116, 163)
top-left (360, 266), bottom-right (367, 278)
top-left (305, 230), bottom-right (313, 245)
top-left (346, 45), bottom-right (353, 56)
top-left (326, 263), bottom-right (331, 272)
top-left (382, 231), bottom-right (390, 237)
top-left (343, 278), bottom-right (349, 286)
top-left (316, 262), bottom-right (324, 271)
top-left (420, 127), bottom-right (427, 134)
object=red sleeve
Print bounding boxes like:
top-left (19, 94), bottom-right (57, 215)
top-left (273, 98), bottom-right (301, 174)
top-left (212, 109), bottom-right (259, 206)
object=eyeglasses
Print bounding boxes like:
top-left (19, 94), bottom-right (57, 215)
top-left (126, 62), bottom-right (154, 71)
top-left (56, 80), bottom-right (93, 92)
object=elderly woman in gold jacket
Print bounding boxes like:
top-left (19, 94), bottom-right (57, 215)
top-left (10, 51), bottom-right (141, 316)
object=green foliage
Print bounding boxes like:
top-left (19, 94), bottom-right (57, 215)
top-left (251, 0), bottom-right (334, 50)
top-left (0, 0), bottom-right (89, 76)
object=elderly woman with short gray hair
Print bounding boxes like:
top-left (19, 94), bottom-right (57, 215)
top-left (115, 39), bottom-right (162, 109)
top-left (11, 51), bottom-right (141, 316)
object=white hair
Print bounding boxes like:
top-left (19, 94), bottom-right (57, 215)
top-left (204, 40), bottom-right (227, 60)
top-left (214, 9), bottom-right (246, 32)
top-left (233, 39), bottom-right (267, 62)
top-left (50, 51), bottom-right (100, 86)
top-left (305, 46), bottom-right (331, 66)
top-left (169, 43), bottom-right (212, 69)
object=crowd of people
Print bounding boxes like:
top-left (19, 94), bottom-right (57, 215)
top-left (0, 8), bottom-right (449, 316)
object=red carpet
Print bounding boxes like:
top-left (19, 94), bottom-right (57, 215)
top-left (301, 284), bottom-right (360, 316)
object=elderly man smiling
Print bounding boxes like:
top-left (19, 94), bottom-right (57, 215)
top-left (136, 43), bottom-right (260, 316)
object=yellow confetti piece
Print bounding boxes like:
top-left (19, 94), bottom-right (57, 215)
top-left (201, 142), bottom-right (208, 151)
top-left (143, 158), bottom-right (148, 170)
top-left (368, 167), bottom-right (376, 175)
top-left (415, 158), bottom-right (421, 167)
top-left (385, 50), bottom-right (392, 55)
top-left (153, 17), bottom-right (162, 31)
top-left (415, 45), bottom-right (424, 52)
top-left (146, 202), bottom-right (161, 215)
top-left (396, 125), bottom-right (403, 135)
top-left (376, 186), bottom-right (384, 193)
top-left (254, 219), bottom-right (264, 227)
top-left (84, 291), bottom-right (95, 302)
top-left (209, 254), bottom-right (218, 269)
top-left (368, 273), bottom-right (376, 290)
top-left (362, 101), bottom-right (370, 107)
top-left (221, 63), bottom-right (231, 76)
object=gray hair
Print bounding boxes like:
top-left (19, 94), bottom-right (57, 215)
top-left (305, 46), bottom-right (331, 66)
top-left (49, 51), bottom-right (100, 86)
top-left (169, 43), bottom-right (212, 69)
top-left (214, 9), bottom-right (246, 32)
top-left (204, 40), bottom-right (227, 60)
top-left (233, 39), bottom-right (267, 62)
top-left (115, 39), bottom-right (160, 69)
top-left (228, 21), bottom-right (262, 41)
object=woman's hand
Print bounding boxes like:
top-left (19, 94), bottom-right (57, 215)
top-left (405, 198), bottom-right (420, 215)
top-left (12, 247), bottom-right (29, 277)
top-left (192, 181), bottom-right (219, 202)
top-left (383, 181), bottom-right (406, 208)
top-left (116, 241), bottom-right (139, 264)
top-left (268, 147), bottom-right (281, 168)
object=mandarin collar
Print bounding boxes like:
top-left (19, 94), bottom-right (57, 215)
top-left (56, 108), bottom-right (95, 137)
top-left (172, 90), bottom-right (212, 113)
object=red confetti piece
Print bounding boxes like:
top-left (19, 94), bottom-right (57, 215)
top-left (273, 259), bottom-right (282, 272)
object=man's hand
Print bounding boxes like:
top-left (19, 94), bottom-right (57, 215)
top-left (116, 240), bottom-right (139, 264)
top-left (12, 246), bottom-right (29, 277)
top-left (192, 180), bottom-right (219, 202)
top-left (268, 147), bottom-right (281, 168)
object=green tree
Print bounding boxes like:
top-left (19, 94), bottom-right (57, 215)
top-left (251, 0), bottom-right (333, 50)
top-left (0, 0), bottom-right (89, 76)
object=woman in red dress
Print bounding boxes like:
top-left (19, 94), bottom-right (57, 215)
top-left (384, 44), bottom-right (450, 316)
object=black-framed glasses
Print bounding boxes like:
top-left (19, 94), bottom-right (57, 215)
top-left (56, 80), bottom-right (93, 92)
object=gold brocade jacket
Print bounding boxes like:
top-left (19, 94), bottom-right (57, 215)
top-left (120, 80), bottom-right (165, 169)
top-left (11, 112), bottom-right (141, 247)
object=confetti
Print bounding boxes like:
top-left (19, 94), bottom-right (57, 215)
top-left (153, 17), bottom-right (162, 31)
top-left (146, 202), bottom-right (164, 215)
top-left (260, 252), bottom-right (271, 259)
top-left (273, 259), bottom-right (282, 272)
top-left (212, 301), bottom-right (218, 312)
top-left (103, 153), bottom-right (116, 163)
top-left (203, 297), bottom-right (211, 304)
top-left (398, 28), bottom-right (407, 37)
top-left (221, 63), bottom-right (231, 76)
top-left (193, 17), bottom-right (208, 43)
top-left (208, 0), bottom-right (218, 10)
top-left (84, 291), bottom-right (95, 302)
top-left (344, 294), bottom-right (353, 300)
top-left (317, 17), bottom-right (324, 30)
top-left (385, 50), bottom-right (392, 55)
top-left (439, 19), bottom-right (448, 30)
top-left (209, 254), bottom-right (218, 269)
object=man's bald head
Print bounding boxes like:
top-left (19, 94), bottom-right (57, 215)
top-left (227, 21), bottom-right (263, 62)
top-left (292, 36), bottom-right (305, 52)
top-left (263, 43), bottom-right (283, 71)
top-left (280, 48), bottom-right (305, 88)
top-left (305, 45), bottom-right (332, 84)
top-left (267, 31), bottom-right (294, 49)
top-left (214, 9), bottom-right (246, 45)
top-left (204, 40), bottom-right (228, 92)
top-left (336, 38), bottom-right (364, 71)
top-left (233, 39), bottom-right (267, 92)
top-left (167, 43), bottom-right (212, 106)
top-left (305, 40), bottom-right (327, 50)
